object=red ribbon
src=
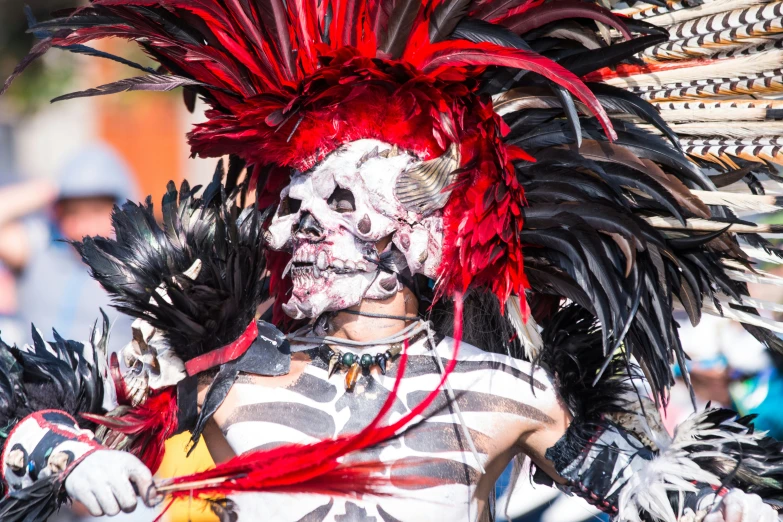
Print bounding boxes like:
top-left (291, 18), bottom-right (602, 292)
top-left (184, 320), bottom-right (259, 376)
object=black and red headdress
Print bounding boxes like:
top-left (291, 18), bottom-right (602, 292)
top-left (5, 0), bottom-right (623, 314)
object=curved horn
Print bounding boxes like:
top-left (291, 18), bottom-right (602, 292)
top-left (394, 143), bottom-right (461, 216)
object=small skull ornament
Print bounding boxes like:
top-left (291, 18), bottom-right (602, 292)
top-left (120, 260), bottom-right (203, 403)
top-left (121, 318), bottom-right (186, 405)
top-left (266, 139), bottom-right (445, 319)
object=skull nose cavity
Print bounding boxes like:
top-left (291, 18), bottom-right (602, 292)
top-left (296, 212), bottom-right (324, 238)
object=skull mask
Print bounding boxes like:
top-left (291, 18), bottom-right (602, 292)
top-left (266, 139), bottom-right (448, 319)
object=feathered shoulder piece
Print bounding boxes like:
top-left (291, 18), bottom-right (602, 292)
top-left (0, 315), bottom-right (111, 456)
top-left (74, 165), bottom-right (269, 363)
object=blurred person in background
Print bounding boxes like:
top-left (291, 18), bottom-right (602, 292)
top-left (0, 177), bottom-right (57, 343)
top-left (0, 143), bottom-right (137, 352)
top-left (0, 144), bottom-right (154, 521)
top-left (671, 312), bottom-right (780, 437)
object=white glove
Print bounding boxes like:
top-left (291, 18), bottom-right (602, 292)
top-left (702, 489), bottom-right (779, 522)
top-left (64, 450), bottom-right (159, 517)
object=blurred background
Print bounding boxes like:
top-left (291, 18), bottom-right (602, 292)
top-left (2, 1), bottom-right (783, 522)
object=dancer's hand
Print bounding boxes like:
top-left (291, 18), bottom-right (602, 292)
top-left (64, 450), bottom-right (160, 516)
top-left (702, 489), bottom-right (778, 522)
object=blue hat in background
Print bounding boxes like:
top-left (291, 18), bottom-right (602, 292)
top-left (56, 144), bottom-right (140, 204)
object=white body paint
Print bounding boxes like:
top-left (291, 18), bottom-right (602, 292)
top-left (220, 336), bottom-right (559, 522)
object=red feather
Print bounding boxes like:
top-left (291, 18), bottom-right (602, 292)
top-left (414, 41), bottom-right (616, 141)
top-left (83, 388), bottom-right (179, 474)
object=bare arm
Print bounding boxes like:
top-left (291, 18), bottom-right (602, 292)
top-left (0, 179), bottom-right (57, 227)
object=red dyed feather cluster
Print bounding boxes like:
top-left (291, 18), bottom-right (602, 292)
top-left (82, 355), bottom-right (179, 474)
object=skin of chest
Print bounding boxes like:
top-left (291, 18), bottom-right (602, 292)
top-left (198, 341), bottom-right (563, 521)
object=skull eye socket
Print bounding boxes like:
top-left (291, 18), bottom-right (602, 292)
top-left (279, 196), bottom-right (302, 217)
top-left (328, 187), bottom-right (356, 213)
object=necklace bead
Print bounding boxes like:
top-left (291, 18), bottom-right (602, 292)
top-left (341, 352), bottom-right (356, 366)
top-left (360, 353), bottom-right (374, 369)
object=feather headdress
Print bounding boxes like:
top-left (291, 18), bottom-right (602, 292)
top-left (7, 0), bottom-right (783, 407)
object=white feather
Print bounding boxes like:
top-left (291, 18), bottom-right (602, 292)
top-left (689, 190), bottom-right (783, 213)
top-left (618, 408), bottom-right (765, 522)
top-left (507, 295), bottom-right (542, 360)
top-left (728, 295), bottom-right (783, 313)
top-left (702, 299), bottom-right (783, 333)
top-left (726, 266), bottom-right (783, 285)
top-left (739, 245), bottom-right (783, 264)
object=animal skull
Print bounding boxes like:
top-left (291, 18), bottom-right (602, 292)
top-left (266, 139), bottom-right (444, 320)
top-left (120, 260), bottom-right (203, 403)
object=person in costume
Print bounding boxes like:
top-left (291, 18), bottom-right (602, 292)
top-left (2, 0), bottom-right (783, 520)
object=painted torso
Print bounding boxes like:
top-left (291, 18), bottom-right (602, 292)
top-left (211, 337), bottom-right (559, 522)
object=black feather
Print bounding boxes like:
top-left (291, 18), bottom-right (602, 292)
top-left (381, 0), bottom-right (421, 58)
top-left (429, 0), bottom-right (472, 43)
top-left (0, 475), bottom-right (66, 522)
top-left (73, 175), bottom-right (270, 362)
top-left (587, 82), bottom-right (682, 152)
top-left (550, 84), bottom-right (581, 148)
top-left (558, 34), bottom-right (667, 76)
top-left (51, 74), bottom-right (212, 103)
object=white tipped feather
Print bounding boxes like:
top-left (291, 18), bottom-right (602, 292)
top-left (643, 0), bottom-right (775, 26)
top-left (725, 265), bottom-right (783, 285)
top-left (616, 407), bottom-right (766, 522)
top-left (645, 216), bottom-right (783, 233)
top-left (739, 245), bottom-right (783, 264)
top-left (601, 49), bottom-right (783, 89)
top-left (702, 299), bottom-right (783, 333)
top-left (507, 295), bottom-right (542, 360)
top-left (690, 190), bottom-right (783, 213)
top-left (492, 92), bottom-right (564, 116)
top-left (728, 295), bottom-right (783, 313)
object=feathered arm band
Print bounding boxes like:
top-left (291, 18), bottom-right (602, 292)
top-left (539, 306), bottom-right (783, 521)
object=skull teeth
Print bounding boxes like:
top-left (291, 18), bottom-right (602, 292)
top-left (289, 256), bottom-right (372, 278)
top-left (316, 251), bottom-right (328, 270)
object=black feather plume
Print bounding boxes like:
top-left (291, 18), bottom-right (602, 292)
top-left (74, 168), bottom-right (271, 363)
